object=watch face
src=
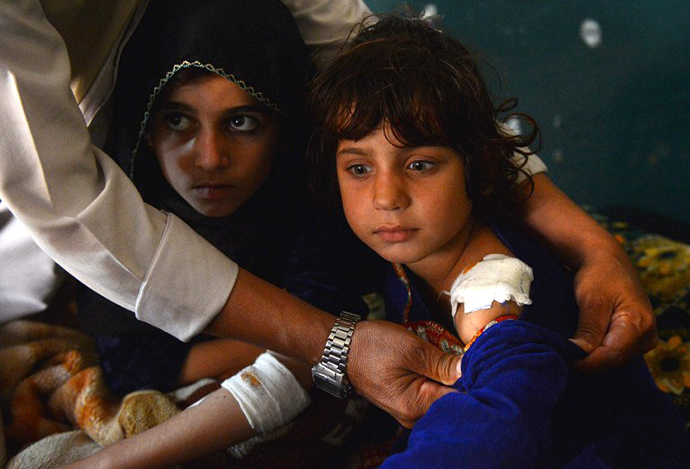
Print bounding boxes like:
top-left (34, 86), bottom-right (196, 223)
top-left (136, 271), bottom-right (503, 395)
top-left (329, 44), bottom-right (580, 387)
top-left (312, 364), bottom-right (350, 399)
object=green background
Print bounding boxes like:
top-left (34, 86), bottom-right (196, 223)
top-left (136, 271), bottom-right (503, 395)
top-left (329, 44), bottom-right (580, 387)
top-left (365, 1), bottom-right (690, 231)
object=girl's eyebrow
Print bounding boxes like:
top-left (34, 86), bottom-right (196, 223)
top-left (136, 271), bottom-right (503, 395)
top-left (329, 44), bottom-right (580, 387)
top-left (221, 104), bottom-right (269, 115)
top-left (156, 102), bottom-right (268, 115)
top-left (336, 146), bottom-right (370, 157)
top-left (337, 144), bottom-right (442, 158)
top-left (156, 101), bottom-right (193, 112)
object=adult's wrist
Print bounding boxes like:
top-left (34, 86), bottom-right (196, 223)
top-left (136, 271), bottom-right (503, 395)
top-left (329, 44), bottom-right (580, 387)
top-left (311, 311), bottom-right (361, 398)
top-left (205, 268), bottom-right (338, 365)
top-left (575, 233), bottom-right (630, 270)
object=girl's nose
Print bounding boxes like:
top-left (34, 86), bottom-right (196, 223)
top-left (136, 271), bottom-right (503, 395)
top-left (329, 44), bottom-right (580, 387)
top-left (194, 130), bottom-right (230, 171)
top-left (373, 172), bottom-right (410, 211)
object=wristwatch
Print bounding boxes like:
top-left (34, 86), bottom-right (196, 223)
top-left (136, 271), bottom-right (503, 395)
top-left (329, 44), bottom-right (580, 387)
top-left (311, 311), bottom-right (361, 399)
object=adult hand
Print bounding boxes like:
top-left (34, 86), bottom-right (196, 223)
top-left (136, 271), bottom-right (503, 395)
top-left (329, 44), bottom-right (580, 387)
top-left (517, 174), bottom-right (657, 373)
top-left (570, 247), bottom-right (657, 373)
top-left (348, 320), bottom-right (461, 428)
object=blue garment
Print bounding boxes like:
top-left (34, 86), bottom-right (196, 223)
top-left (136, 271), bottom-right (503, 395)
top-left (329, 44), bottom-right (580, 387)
top-left (381, 223), bottom-right (690, 468)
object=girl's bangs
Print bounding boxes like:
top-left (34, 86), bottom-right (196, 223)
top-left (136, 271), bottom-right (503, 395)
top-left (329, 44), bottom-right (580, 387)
top-left (329, 74), bottom-right (450, 148)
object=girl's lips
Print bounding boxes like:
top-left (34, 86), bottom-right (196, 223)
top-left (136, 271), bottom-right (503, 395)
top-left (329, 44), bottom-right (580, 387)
top-left (193, 184), bottom-right (234, 199)
top-left (375, 226), bottom-right (418, 243)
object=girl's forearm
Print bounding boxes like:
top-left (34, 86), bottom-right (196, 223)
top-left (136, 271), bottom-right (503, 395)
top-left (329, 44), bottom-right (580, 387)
top-left (62, 389), bottom-right (254, 469)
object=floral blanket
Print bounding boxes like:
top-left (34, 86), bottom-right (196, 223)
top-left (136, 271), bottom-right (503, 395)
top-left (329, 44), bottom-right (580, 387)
top-left (0, 316), bottom-right (368, 468)
top-left (0, 320), bottom-right (217, 468)
top-left (593, 212), bottom-right (690, 429)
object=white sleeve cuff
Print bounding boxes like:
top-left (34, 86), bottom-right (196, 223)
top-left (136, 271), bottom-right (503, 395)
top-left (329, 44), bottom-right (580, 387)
top-left (512, 152), bottom-right (548, 184)
top-left (136, 213), bottom-right (239, 341)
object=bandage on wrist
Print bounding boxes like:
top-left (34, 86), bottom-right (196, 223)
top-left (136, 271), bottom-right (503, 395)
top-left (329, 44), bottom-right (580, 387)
top-left (221, 351), bottom-right (310, 434)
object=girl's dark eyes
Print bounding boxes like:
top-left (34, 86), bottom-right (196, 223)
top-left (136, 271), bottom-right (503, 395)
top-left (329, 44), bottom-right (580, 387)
top-left (160, 113), bottom-right (260, 133)
top-left (407, 160), bottom-right (436, 172)
top-left (345, 160), bottom-right (436, 177)
top-left (228, 115), bottom-right (259, 132)
top-left (164, 113), bottom-right (192, 131)
top-left (347, 164), bottom-right (372, 176)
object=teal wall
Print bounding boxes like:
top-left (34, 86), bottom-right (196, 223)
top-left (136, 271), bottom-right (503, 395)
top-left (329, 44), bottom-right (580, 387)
top-left (365, 1), bottom-right (690, 226)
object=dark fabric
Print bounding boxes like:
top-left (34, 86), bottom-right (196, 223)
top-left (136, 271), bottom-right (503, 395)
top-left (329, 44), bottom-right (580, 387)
top-left (95, 334), bottom-right (195, 394)
top-left (77, 0), bottom-right (365, 395)
top-left (383, 320), bottom-right (690, 468)
top-left (380, 223), bottom-right (690, 467)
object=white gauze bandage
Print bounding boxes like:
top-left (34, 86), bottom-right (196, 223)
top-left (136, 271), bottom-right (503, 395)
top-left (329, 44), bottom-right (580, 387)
top-left (448, 254), bottom-right (533, 318)
top-left (221, 351), bottom-right (310, 435)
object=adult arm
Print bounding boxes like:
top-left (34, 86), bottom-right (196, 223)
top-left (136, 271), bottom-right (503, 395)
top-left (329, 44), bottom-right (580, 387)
top-left (0, 0), bottom-right (235, 340)
top-left (521, 174), bottom-right (657, 371)
top-left (206, 269), bottom-right (460, 428)
top-left (0, 0), bottom-right (460, 425)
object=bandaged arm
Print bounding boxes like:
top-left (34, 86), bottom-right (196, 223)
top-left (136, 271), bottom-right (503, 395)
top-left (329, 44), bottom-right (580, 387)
top-left (63, 352), bottom-right (311, 469)
top-left (448, 254), bottom-right (534, 344)
top-left (220, 352), bottom-right (311, 434)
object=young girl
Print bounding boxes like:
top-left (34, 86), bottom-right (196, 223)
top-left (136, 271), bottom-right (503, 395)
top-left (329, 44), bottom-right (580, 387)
top-left (308, 15), bottom-right (690, 467)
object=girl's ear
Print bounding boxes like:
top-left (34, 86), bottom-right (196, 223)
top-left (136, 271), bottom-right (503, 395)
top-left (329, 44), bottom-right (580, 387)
top-left (145, 131), bottom-right (154, 149)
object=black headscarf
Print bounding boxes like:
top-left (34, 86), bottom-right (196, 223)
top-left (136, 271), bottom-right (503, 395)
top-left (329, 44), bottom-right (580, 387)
top-left (81, 0), bottom-right (313, 338)
top-left (106, 0), bottom-right (312, 281)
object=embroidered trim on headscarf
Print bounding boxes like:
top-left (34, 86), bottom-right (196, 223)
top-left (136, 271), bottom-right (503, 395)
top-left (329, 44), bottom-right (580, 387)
top-left (129, 60), bottom-right (283, 179)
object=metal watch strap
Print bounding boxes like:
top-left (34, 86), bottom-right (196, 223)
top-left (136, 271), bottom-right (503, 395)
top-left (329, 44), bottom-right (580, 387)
top-left (311, 311), bottom-right (361, 399)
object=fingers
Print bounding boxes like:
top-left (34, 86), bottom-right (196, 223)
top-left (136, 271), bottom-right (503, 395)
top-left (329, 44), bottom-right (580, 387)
top-left (572, 271), bottom-right (657, 372)
top-left (389, 340), bottom-right (462, 428)
top-left (395, 381), bottom-right (457, 429)
top-left (346, 320), bottom-right (460, 427)
top-left (575, 308), bottom-right (657, 373)
top-left (570, 246), bottom-right (657, 373)
top-left (415, 339), bottom-right (462, 385)
top-left (570, 309), bottom-right (609, 354)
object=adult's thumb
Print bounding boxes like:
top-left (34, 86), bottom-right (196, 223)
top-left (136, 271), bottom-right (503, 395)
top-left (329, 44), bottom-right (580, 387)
top-left (571, 315), bottom-right (608, 354)
top-left (418, 340), bottom-right (462, 385)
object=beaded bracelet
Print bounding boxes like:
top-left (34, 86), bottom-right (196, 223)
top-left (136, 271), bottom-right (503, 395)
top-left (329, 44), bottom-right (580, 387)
top-left (463, 314), bottom-right (520, 353)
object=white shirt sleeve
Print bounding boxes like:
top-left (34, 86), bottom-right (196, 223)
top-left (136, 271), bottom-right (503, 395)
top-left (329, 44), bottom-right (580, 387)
top-left (512, 152), bottom-right (548, 184)
top-left (0, 201), bottom-right (65, 323)
top-left (500, 120), bottom-right (548, 182)
top-left (281, 0), bottom-right (374, 67)
top-left (0, 0), bottom-right (237, 341)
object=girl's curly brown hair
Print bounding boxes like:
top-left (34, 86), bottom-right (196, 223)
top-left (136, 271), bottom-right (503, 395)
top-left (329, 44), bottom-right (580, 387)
top-left (307, 14), bottom-right (540, 222)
